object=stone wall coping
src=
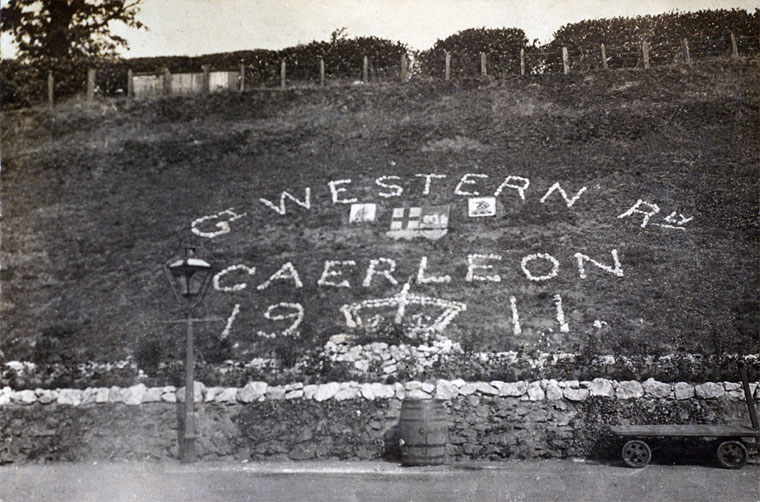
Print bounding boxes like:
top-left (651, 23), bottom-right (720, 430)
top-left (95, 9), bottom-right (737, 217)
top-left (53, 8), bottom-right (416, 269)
top-left (0, 379), bottom-right (757, 407)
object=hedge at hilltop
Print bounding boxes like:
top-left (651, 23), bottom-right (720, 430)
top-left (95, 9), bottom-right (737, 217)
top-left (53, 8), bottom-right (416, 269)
top-left (2, 8), bottom-right (758, 110)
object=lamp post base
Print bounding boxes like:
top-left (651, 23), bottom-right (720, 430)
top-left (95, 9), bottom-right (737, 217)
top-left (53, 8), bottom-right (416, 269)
top-left (180, 435), bottom-right (196, 463)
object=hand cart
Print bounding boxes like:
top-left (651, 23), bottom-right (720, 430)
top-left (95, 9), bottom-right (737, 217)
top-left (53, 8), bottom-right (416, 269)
top-left (610, 364), bottom-right (759, 469)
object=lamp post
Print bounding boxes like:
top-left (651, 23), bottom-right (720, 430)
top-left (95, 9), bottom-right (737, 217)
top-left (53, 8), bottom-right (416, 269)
top-left (165, 244), bottom-right (213, 463)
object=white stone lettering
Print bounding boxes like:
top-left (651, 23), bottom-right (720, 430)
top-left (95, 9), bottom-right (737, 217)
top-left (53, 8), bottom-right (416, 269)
top-left (618, 199), bottom-right (660, 228)
top-left (191, 208), bottom-right (246, 238)
top-left (220, 303), bottom-right (241, 339)
top-left (521, 253), bottom-right (560, 281)
top-left (328, 179), bottom-right (358, 204)
top-left (493, 176), bottom-right (530, 200)
top-left (574, 249), bottom-right (624, 279)
top-left (317, 260), bottom-right (356, 288)
top-left (259, 188), bottom-right (311, 215)
top-left (375, 176), bottom-right (403, 198)
top-left (257, 303), bottom-right (304, 339)
top-left (509, 296), bottom-right (521, 335)
top-left (416, 256), bottom-right (451, 284)
top-left (362, 258), bottom-right (399, 287)
top-left (553, 294), bottom-right (570, 332)
top-left (466, 254), bottom-right (502, 282)
top-left (213, 264), bottom-right (256, 292)
top-left (454, 173), bottom-right (488, 196)
top-left (256, 262), bottom-right (303, 290)
top-left (539, 182), bottom-right (587, 207)
top-left (414, 173), bottom-right (447, 195)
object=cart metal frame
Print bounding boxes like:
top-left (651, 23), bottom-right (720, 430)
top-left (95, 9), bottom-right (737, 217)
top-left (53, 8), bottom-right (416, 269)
top-left (610, 364), bottom-right (760, 469)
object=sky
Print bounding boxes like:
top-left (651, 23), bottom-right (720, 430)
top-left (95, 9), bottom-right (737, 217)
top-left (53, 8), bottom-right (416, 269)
top-left (2, 0), bottom-right (759, 58)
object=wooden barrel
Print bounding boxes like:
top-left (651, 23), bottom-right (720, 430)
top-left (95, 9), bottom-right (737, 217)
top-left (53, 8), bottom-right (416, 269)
top-left (399, 398), bottom-right (449, 466)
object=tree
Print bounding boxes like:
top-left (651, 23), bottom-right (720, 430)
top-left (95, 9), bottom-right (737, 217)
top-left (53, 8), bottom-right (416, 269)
top-left (1, 0), bottom-right (146, 61)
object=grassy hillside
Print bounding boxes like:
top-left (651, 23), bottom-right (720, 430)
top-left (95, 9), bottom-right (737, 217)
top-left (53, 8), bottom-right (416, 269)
top-left (1, 61), bottom-right (758, 383)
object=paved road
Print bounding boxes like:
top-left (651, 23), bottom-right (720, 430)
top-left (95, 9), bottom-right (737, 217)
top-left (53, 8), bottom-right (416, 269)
top-left (1, 460), bottom-right (758, 502)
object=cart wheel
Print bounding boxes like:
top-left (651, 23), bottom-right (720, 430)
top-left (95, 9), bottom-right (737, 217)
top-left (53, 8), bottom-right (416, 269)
top-left (716, 441), bottom-right (747, 469)
top-left (622, 440), bottom-right (651, 468)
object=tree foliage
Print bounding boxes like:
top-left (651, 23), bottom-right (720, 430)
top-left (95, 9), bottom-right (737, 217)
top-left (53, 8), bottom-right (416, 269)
top-left (1, 0), bottom-right (146, 61)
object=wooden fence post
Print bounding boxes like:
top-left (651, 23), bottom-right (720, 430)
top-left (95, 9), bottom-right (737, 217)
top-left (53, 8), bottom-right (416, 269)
top-left (730, 32), bottom-right (739, 61)
top-left (87, 68), bottom-right (96, 101)
top-left (163, 67), bottom-right (171, 95)
top-left (47, 72), bottom-right (54, 111)
top-left (363, 56), bottom-right (368, 83)
top-left (562, 47), bottom-right (570, 74)
top-left (319, 58), bottom-right (325, 87)
top-left (601, 43), bottom-right (608, 69)
top-left (480, 52), bottom-right (487, 76)
top-left (642, 42), bottom-right (650, 70)
top-left (202, 65), bottom-right (210, 93)
top-left (280, 60), bottom-right (286, 89)
top-left (400, 53), bottom-right (407, 82)
top-left (127, 69), bottom-right (134, 98)
top-left (520, 48), bottom-right (525, 76)
top-left (445, 51), bottom-right (451, 81)
top-left (239, 62), bottom-right (245, 92)
top-left (682, 38), bottom-right (692, 65)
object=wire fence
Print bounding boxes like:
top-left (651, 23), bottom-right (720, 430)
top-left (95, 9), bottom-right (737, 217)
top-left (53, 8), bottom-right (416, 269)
top-left (2, 33), bottom-right (758, 110)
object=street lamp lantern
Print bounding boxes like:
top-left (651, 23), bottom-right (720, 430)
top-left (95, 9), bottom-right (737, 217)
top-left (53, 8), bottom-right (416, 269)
top-left (164, 243), bottom-right (214, 463)
top-left (166, 246), bottom-right (213, 307)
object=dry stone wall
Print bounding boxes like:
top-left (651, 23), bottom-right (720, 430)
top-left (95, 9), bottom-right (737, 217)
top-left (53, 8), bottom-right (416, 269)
top-left (1, 378), bottom-right (757, 463)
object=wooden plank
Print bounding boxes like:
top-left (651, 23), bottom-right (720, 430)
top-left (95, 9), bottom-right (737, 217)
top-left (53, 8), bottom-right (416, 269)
top-left (445, 51), bottom-right (451, 81)
top-left (520, 48), bottom-right (525, 76)
top-left (730, 32), bottom-right (739, 61)
top-left (562, 46), bottom-right (570, 74)
top-left (87, 68), bottom-right (96, 101)
top-left (47, 72), bottom-right (54, 111)
top-left (601, 43), bottom-right (607, 70)
top-left (610, 424), bottom-right (760, 437)
top-left (319, 58), bottom-right (325, 87)
top-left (127, 69), bottom-right (134, 98)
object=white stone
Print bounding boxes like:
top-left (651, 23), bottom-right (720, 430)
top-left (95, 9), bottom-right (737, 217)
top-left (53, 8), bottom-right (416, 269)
top-left (405, 381), bottom-right (423, 391)
top-left (123, 384), bottom-right (147, 405)
top-left (561, 380), bottom-right (580, 389)
top-left (285, 390), bottom-right (304, 400)
top-left (499, 381), bottom-right (527, 397)
top-left (95, 387), bottom-right (110, 403)
top-left (37, 389), bottom-right (58, 405)
top-left (563, 388), bottom-right (589, 402)
top-left (451, 379), bottom-right (466, 388)
top-left (267, 386), bottom-right (286, 400)
top-left (143, 387), bottom-right (163, 403)
top-left (475, 382), bottom-right (499, 396)
top-left (238, 382), bottom-right (268, 403)
top-left (13, 389), bottom-right (36, 405)
top-left (204, 387), bottom-right (220, 402)
top-left (215, 387), bottom-right (239, 404)
top-left (616, 381), bottom-right (644, 400)
top-left (435, 380), bottom-right (459, 400)
top-left (490, 380), bottom-right (505, 391)
top-left (314, 382), bottom-right (340, 402)
top-left (57, 389), bottom-right (82, 406)
top-left (108, 386), bottom-right (125, 403)
top-left (642, 378), bottom-right (672, 399)
top-left (303, 385), bottom-right (318, 400)
top-left (0, 389), bottom-right (10, 406)
top-left (334, 385), bottom-right (359, 401)
top-left (284, 383), bottom-right (304, 392)
top-left (527, 381), bottom-right (545, 401)
top-left (545, 382), bottom-right (563, 401)
top-left (695, 382), bottom-right (724, 399)
top-left (407, 389), bottom-right (431, 399)
top-left (353, 360), bottom-right (370, 372)
top-left (421, 382), bottom-right (435, 394)
top-left (360, 383), bottom-right (391, 400)
top-left (394, 383), bottom-right (407, 399)
top-left (176, 382), bottom-right (204, 403)
top-left (587, 378), bottom-right (614, 398)
top-left (459, 383), bottom-right (479, 395)
top-left (674, 382), bottom-right (695, 400)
